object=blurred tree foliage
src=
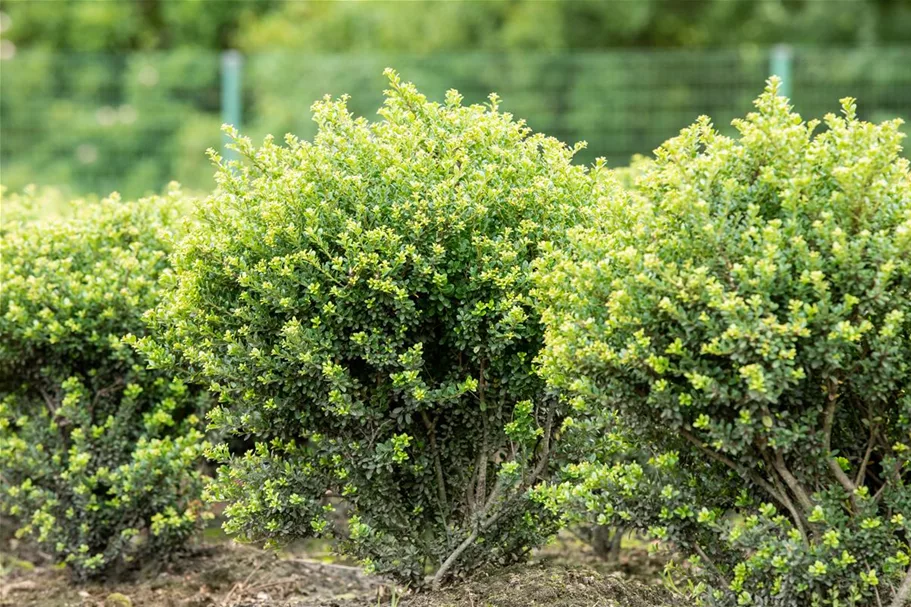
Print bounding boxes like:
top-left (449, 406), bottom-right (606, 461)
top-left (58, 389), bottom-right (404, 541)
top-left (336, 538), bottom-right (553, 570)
top-left (236, 0), bottom-right (911, 51)
top-left (0, 0), bottom-right (909, 197)
top-left (3, 0), bottom-right (911, 52)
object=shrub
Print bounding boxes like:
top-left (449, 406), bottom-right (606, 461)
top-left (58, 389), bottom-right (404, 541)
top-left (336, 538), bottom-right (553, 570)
top-left (0, 184), bottom-right (85, 223)
top-left (0, 187), bottom-right (209, 581)
top-left (135, 70), bottom-right (598, 586)
top-left (535, 79), bottom-right (911, 606)
top-left (612, 154), bottom-right (655, 191)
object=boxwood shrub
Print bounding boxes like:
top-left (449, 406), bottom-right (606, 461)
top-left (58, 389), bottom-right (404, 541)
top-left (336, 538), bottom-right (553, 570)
top-left (535, 80), bottom-right (911, 606)
top-left (0, 187), bottom-right (209, 580)
top-left (135, 70), bottom-right (600, 586)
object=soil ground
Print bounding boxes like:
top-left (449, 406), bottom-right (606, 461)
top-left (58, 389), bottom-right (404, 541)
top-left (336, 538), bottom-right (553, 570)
top-left (0, 533), bottom-right (676, 607)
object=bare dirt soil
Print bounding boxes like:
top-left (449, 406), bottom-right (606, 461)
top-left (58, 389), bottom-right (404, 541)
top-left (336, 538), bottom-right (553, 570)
top-left (1, 543), bottom-right (381, 607)
top-left (407, 565), bottom-right (676, 607)
top-left (1, 534), bottom-right (676, 607)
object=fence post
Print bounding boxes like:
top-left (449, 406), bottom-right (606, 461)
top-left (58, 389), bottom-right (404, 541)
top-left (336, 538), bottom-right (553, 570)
top-left (220, 50), bottom-right (243, 161)
top-left (769, 44), bottom-right (793, 98)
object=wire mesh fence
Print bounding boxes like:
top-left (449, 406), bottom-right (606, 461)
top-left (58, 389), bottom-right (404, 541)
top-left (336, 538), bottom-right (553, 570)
top-left (2, 47), bottom-right (910, 198)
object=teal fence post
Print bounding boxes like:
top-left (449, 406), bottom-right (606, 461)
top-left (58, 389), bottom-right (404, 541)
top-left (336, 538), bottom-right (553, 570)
top-left (770, 44), bottom-right (793, 98)
top-left (220, 50), bottom-right (243, 161)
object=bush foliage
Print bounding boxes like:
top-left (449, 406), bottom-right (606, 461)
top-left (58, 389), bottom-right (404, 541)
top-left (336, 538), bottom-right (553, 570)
top-left (135, 70), bottom-right (600, 586)
top-left (536, 80), bottom-right (911, 606)
top-left (0, 187), bottom-right (209, 580)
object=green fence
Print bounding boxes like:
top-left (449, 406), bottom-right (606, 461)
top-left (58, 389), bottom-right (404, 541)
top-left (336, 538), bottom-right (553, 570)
top-left (2, 47), bottom-right (910, 198)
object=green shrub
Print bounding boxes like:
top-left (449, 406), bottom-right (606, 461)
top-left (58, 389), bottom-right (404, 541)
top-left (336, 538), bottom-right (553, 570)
top-left (535, 79), bottom-right (911, 606)
top-left (0, 186), bottom-right (209, 581)
top-left (612, 154), bottom-right (655, 191)
top-left (0, 184), bottom-right (86, 222)
top-left (135, 70), bottom-right (598, 586)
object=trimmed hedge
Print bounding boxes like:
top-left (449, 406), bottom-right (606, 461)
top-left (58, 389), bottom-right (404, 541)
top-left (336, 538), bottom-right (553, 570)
top-left (135, 71), bottom-right (601, 586)
top-left (0, 187), bottom-right (209, 580)
top-left (536, 80), bottom-right (911, 606)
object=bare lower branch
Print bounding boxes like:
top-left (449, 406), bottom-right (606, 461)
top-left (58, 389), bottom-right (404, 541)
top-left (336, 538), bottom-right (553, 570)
top-left (889, 563), bottom-right (911, 607)
top-left (430, 402), bottom-right (556, 589)
top-left (430, 526), bottom-right (478, 590)
top-left (765, 453), bottom-right (811, 544)
top-left (527, 405), bottom-right (555, 485)
top-left (475, 360), bottom-right (488, 512)
top-left (873, 459), bottom-right (902, 503)
top-left (823, 380), bottom-right (858, 507)
top-left (855, 424), bottom-right (877, 488)
top-left (692, 542), bottom-right (728, 587)
top-left (38, 387), bottom-right (59, 414)
top-left (421, 411), bottom-right (450, 532)
top-left (679, 428), bottom-right (786, 508)
top-left (771, 450), bottom-right (816, 514)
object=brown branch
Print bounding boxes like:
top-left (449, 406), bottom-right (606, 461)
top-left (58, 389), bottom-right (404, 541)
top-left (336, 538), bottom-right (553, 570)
top-left (679, 428), bottom-right (786, 508)
top-left (286, 557), bottom-right (364, 573)
top-left (763, 452), bottom-right (810, 546)
top-left (823, 380), bottom-right (858, 508)
top-left (478, 405), bottom-right (555, 528)
top-left (889, 563), bottom-right (911, 607)
top-left (421, 410), bottom-right (449, 528)
top-left (855, 424), bottom-right (877, 488)
top-left (37, 386), bottom-right (59, 414)
top-left (431, 526), bottom-right (478, 590)
top-left (430, 403), bottom-right (556, 590)
top-left (91, 378), bottom-right (125, 409)
top-left (475, 360), bottom-right (488, 512)
top-left (526, 405), bottom-right (555, 487)
top-left (692, 542), bottom-right (728, 587)
top-left (873, 459), bottom-right (902, 503)
top-left (771, 450), bottom-right (816, 514)
top-left (248, 577), bottom-right (299, 592)
top-left (221, 558), bottom-right (266, 606)
top-left (479, 405), bottom-right (556, 532)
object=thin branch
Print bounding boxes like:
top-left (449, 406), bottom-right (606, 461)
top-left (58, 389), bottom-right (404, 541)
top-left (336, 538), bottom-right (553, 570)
top-left (873, 459), bottom-right (902, 503)
top-left (248, 577), bottom-right (300, 592)
top-left (91, 378), bottom-right (125, 410)
top-left (823, 380), bottom-right (858, 508)
top-left (421, 410), bottom-right (450, 530)
top-left (855, 424), bottom-right (877, 488)
top-left (431, 525), bottom-right (478, 590)
top-left (479, 405), bottom-right (556, 532)
top-left (771, 450), bottom-right (816, 514)
top-left (692, 542), bottom-right (728, 588)
top-left (763, 452), bottom-right (810, 546)
top-left (286, 557), bottom-right (364, 574)
top-left (679, 428), bottom-right (786, 507)
top-left (221, 558), bottom-right (266, 607)
top-left (526, 404), bottom-right (555, 487)
top-left (38, 386), bottom-right (59, 414)
top-left (430, 403), bottom-right (556, 590)
top-left (474, 359), bottom-right (488, 513)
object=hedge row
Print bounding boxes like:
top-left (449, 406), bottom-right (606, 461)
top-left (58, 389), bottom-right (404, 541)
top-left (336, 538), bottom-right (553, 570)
top-left (2, 74), bottom-right (909, 606)
top-left (0, 186), bottom-right (210, 579)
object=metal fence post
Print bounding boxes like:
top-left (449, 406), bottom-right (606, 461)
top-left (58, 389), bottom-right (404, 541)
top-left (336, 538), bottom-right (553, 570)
top-left (770, 44), bottom-right (793, 98)
top-left (220, 50), bottom-right (243, 161)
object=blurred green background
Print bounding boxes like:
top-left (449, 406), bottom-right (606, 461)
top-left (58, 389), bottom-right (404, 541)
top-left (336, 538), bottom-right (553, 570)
top-left (1, 0), bottom-right (910, 198)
